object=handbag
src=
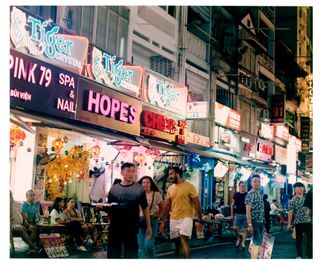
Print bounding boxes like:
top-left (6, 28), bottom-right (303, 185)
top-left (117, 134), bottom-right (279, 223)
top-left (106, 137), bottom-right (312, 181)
top-left (139, 192), bottom-right (155, 228)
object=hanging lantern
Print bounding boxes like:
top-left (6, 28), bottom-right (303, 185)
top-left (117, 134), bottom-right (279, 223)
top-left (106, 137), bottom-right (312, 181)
top-left (52, 138), bottom-right (64, 154)
top-left (10, 126), bottom-right (26, 147)
top-left (134, 154), bottom-right (145, 164)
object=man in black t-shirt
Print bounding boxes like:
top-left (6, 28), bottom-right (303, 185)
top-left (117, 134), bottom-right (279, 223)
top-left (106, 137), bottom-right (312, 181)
top-left (231, 181), bottom-right (248, 250)
top-left (107, 163), bottom-right (152, 258)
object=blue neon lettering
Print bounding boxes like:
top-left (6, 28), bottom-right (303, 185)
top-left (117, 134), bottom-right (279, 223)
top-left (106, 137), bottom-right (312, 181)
top-left (27, 16), bottom-right (41, 41)
top-left (45, 26), bottom-right (59, 58)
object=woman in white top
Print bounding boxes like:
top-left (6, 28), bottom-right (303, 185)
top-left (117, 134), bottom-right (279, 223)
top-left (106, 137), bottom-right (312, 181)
top-left (50, 197), bottom-right (67, 224)
top-left (50, 197), bottom-right (87, 251)
top-left (137, 176), bottom-right (163, 258)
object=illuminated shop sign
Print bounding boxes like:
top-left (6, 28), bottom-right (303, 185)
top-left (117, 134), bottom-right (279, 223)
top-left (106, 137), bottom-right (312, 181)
top-left (88, 47), bottom-right (143, 97)
top-left (143, 70), bottom-right (188, 117)
top-left (141, 109), bottom-right (187, 144)
top-left (187, 132), bottom-right (211, 148)
top-left (256, 138), bottom-right (274, 162)
top-left (215, 102), bottom-right (241, 131)
top-left (215, 126), bottom-right (240, 154)
top-left (239, 133), bottom-right (256, 159)
top-left (76, 78), bottom-right (142, 136)
top-left (10, 7), bottom-right (88, 74)
top-left (10, 50), bottom-right (78, 119)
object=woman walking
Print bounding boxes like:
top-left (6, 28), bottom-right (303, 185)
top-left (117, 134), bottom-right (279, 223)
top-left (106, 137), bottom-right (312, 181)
top-left (137, 176), bottom-right (163, 258)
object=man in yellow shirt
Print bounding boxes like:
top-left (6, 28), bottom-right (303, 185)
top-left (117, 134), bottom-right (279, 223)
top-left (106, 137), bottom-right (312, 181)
top-left (159, 167), bottom-right (203, 258)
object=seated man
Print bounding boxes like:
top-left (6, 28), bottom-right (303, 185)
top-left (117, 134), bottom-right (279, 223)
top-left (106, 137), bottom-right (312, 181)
top-left (20, 190), bottom-right (42, 225)
top-left (10, 191), bottom-right (41, 255)
top-left (270, 200), bottom-right (280, 225)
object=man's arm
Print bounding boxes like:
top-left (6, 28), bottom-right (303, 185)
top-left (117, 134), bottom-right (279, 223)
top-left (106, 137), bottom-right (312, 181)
top-left (287, 210), bottom-right (293, 229)
top-left (246, 205), bottom-right (252, 226)
top-left (230, 199), bottom-right (235, 218)
top-left (191, 196), bottom-right (202, 220)
top-left (161, 197), bottom-right (171, 224)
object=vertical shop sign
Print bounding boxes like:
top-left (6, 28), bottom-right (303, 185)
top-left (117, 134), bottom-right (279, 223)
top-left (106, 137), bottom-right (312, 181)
top-left (300, 116), bottom-right (310, 151)
top-left (271, 95), bottom-right (285, 123)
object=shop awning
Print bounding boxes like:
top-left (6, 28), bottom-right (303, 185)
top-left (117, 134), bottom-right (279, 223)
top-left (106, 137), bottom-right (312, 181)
top-left (178, 145), bottom-right (244, 165)
top-left (247, 160), bottom-right (276, 171)
top-left (140, 139), bottom-right (190, 156)
top-left (11, 110), bottom-right (141, 145)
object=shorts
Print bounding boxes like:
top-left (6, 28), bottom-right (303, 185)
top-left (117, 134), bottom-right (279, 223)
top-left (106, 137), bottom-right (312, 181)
top-left (234, 214), bottom-right (248, 229)
top-left (252, 222), bottom-right (264, 246)
top-left (170, 217), bottom-right (193, 239)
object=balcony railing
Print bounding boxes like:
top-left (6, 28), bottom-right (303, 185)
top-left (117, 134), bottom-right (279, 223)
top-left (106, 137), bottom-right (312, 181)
top-left (261, 7), bottom-right (275, 23)
top-left (186, 31), bottom-right (208, 62)
top-left (258, 54), bottom-right (274, 73)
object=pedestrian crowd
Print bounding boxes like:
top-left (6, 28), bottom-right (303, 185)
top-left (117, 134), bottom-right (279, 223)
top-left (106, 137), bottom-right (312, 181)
top-left (10, 163), bottom-right (312, 259)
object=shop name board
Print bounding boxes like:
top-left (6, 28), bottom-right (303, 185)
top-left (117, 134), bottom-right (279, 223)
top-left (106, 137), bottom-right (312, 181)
top-left (187, 132), bottom-right (211, 148)
top-left (144, 71), bottom-right (188, 117)
top-left (76, 78), bottom-right (142, 136)
top-left (90, 47), bottom-right (142, 96)
top-left (271, 95), bottom-right (285, 123)
top-left (256, 139), bottom-right (274, 162)
top-left (300, 117), bottom-right (310, 150)
top-left (10, 50), bottom-right (78, 118)
top-left (10, 7), bottom-right (88, 73)
top-left (259, 123), bottom-right (274, 140)
top-left (142, 111), bottom-right (178, 134)
top-left (186, 101), bottom-right (208, 119)
top-left (215, 102), bottom-right (241, 131)
top-left (85, 90), bottom-right (138, 123)
top-left (141, 110), bottom-right (187, 144)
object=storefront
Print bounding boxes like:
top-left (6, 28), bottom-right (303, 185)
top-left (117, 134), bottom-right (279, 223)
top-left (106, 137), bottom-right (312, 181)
top-left (9, 6), bottom-right (196, 205)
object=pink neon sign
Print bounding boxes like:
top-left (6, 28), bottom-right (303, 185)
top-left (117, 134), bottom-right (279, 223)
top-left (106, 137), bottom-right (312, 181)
top-left (86, 90), bottom-right (138, 124)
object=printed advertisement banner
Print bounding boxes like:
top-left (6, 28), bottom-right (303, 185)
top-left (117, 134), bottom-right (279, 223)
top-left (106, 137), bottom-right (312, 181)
top-left (10, 7), bottom-right (88, 74)
top-left (10, 50), bottom-right (78, 119)
top-left (215, 102), bottom-right (241, 131)
top-left (271, 95), bottom-right (285, 123)
top-left (275, 125), bottom-right (289, 141)
top-left (76, 78), bottom-right (142, 136)
top-left (143, 70), bottom-right (188, 117)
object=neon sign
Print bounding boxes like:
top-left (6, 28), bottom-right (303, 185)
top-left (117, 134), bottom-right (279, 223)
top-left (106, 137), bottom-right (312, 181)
top-left (143, 70), bottom-right (188, 117)
top-left (84, 90), bottom-right (137, 124)
top-left (76, 78), bottom-right (142, 136)
top-left (90, 47), bottom-right (142, 96)
top-left (141, 110), bottom-right (188, 144)
top-left (10, 7), bottom-right (88, 73)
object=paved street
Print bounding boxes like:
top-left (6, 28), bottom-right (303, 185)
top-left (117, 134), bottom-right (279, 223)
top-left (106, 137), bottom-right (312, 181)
top-left (157, 230), bottom-right (300, 259)
top-left (12, 226), bottom-right (308, 259)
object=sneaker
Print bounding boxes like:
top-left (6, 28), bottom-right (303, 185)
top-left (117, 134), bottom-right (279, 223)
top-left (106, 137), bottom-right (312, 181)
top-left (296, 257), bottom-right (302, 259)
top-left (241, 243), bottom-right (246, 250)
top-left (235, 240), bottom-right (240, 247)
top-left (26, 249), bottom-right (36, 255)
top-left (77, 246), bottom-right (87, 252)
